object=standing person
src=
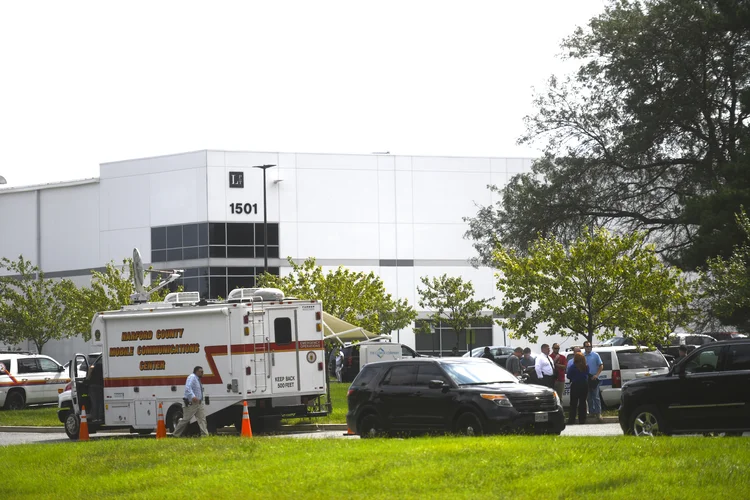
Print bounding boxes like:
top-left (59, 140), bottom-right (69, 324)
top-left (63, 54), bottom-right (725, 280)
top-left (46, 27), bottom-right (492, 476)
top-left (482, 346), bottom-right (495, 362)
top-left (583, 341), bottom-right (604, 423)
top-left (677, 345), bottom-right (688, 360)
top-left (85, 357), bottom-right (104, 422)
top-left (534, 344), bottom-right (556, 389)
top-left (173, 366), bottom-right (209, 437)
top-left (451, 346), bottom-right (459, 357)
top-left (550, 343), bottom-right (567, 397)
top-left (567, 346), bottom-right (582, 367)
top-left (521, 348), bottom-right (537, 383)
top-left (506, 347), bottom-right (523, 377)
top-left (567, 352), bottom-right (589, 424)
top-left (335, 348), bottom-right (344, 383)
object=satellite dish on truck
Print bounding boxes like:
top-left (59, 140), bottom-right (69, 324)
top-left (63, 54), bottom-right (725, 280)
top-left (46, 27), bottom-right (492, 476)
top-left (130, 248), bottom-right (184, 304)
top-left (133, 248), bottom-right (146, 294)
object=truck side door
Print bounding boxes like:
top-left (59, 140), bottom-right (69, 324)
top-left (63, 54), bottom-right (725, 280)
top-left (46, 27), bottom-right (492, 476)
top-left (269, 308), bottom-right (299, 394)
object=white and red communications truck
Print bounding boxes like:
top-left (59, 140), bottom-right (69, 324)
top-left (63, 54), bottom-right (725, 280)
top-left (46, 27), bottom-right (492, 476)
top-left (64, 287), bottom-right (330, 439)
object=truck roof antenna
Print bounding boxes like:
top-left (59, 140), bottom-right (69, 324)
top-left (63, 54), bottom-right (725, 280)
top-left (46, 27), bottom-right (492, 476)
top-left (130, 248), bottom-right (183, 304)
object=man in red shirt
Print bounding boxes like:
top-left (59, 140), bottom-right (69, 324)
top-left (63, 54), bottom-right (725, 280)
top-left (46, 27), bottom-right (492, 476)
top-left (550, 343), bottom-right (567, 398)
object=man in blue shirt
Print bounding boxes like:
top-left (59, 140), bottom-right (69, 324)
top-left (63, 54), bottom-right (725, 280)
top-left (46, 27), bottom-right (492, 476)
top-left (173, 366), bottom-right (209, 437)
top-left (583, 341), bottom-right (604, 423)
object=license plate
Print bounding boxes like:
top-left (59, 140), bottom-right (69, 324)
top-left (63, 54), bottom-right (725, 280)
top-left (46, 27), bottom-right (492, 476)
top-left (534, 412), bottom-right (549, 423)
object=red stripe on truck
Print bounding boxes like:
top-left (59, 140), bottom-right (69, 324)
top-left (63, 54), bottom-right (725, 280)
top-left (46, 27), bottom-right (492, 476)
top-left (103, 340), bottom-right (325, 388)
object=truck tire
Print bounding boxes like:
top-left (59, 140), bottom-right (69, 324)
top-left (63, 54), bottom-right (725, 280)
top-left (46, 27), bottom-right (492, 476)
top-left (358, 414), bottom-right (384, 438)
top-left (65, 412), bottom-right (81, 440)
top-left (4, 390), bottom-right (25, 410)
top-left (167, 405), bottom-right (183, 433)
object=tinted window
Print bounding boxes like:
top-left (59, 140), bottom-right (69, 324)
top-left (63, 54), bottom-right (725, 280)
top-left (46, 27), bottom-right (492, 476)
top-left (151, 227), bottom-right (167, 250)
top-left (616, 351), bottom-right (668, 369)
top-left (724, 344), bottom-right (750, 371)
top-left (442, 360), bottom-right (517, 385)
top-left (209, 223), bottom-right (226, 244)
top-left (595, 352), bottom-right (612, 371)
top-left (352, 365), bottom-right (380, 387)
top-left (167, 225), bottom-right (182, 248)
top-left (0, 359), bottom-right (10, 373)
top-left (227, 223), bottom-right (253, 245)
top-left (274, 318), bottom-right (293, 345)
top-left (38, 358), bottom-right (60, 372)
top-left (401, 346), bottom-right (417, 358)
top-left (183, 224), bottom-right (199, 247)
top-left (684, 348), bottom-right (721, 374)
top-left (382, 365), bottom-right (417, 386)
top-left (416, 364), bottom-right (447, 386)
top-left (17, 358), bottom-right (40, 374)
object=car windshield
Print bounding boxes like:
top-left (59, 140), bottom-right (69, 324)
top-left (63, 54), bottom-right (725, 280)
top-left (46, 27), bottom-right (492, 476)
top-left (600, 338), bottom-right (624, 346)
top-left (441, 361), bottom-right (518, 385)
top-left (617, 351), bottom-right (668, 369)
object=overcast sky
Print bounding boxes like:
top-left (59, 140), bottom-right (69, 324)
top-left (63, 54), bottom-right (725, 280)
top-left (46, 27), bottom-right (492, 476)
top-left (0, 0), bottom-right (607, 187)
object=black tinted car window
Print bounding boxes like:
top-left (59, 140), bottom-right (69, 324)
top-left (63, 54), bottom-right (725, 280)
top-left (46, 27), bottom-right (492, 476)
top-left (17, 358), bottom-right (40, 374)
top-left (382, 365), bottom-right (417, 386)
top-left (616, 351), bottom-right (668, 369)
top-left (683, 348), bottom-right (721, 374)
top-left (724, 345), bottom-right (750, 371)
top-left (598, 352), bottom-right (612, 371)
top-left (0, 359), bottom-right (10, 373)
top-left (352, 366), bottom-right (380, 387)
top-left (442, 361), bottom-right (517, 385)
top-left (416, 364), bottom-right (447, 386)
top-left (402, 346), bottom-right (416, 358)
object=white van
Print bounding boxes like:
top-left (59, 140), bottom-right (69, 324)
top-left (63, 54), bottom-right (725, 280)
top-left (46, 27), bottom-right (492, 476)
top-left (339, 342), bottom-right (423, 382)
top-left (561, 346), bottom-right (670, 409)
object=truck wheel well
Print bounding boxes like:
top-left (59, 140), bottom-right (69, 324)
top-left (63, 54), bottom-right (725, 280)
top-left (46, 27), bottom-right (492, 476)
top-left (356, 407), bottom-right (378, 428)
top-left (166, 404), bottom-right (183, 432)
top-left (4, 388), bottom-right (26, 410)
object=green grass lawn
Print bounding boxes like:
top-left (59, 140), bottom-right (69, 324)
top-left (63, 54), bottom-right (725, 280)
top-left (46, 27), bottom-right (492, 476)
top-left (4, 435), bottom-right (748, 499)
top-left (0, 405), bottom-right (60, 426)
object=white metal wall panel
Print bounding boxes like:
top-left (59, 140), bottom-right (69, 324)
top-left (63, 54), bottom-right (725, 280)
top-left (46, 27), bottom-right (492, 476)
top-left (149, 168), bottom-right (207, 226)
top-left (99, 177), bottom-right (151, 231)
top-left (412, 171), bottom-right (492, 224)
top-left (100, 151), bottom-right (207, 179)
top-left (296, 169), bottom-right (379, 223)
top-left (297, 222), bottom-right (379, 260)
top-left (0, 190), bottom-right (38, 269)
top-left (41, 183), bottom-right (100, 272)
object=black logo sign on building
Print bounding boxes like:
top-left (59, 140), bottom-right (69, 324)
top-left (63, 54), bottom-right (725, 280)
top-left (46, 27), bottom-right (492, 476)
top-left (229, 171), bottom-right (244, 188)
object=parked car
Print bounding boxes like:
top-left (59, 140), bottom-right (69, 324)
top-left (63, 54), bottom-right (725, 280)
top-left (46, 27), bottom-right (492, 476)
top-left (339, 342), bottom-right (423, 382)
top-left (708, 332), bottom-right (748, 342)
top-left (0, 353), bottom-right (69, 410)
top-left (560, 346), bottom-right (670, 409)
top-left (346, 357), bottom-right (565, 437)
top-left (463, 345), bottom-right (516, 368)
top-left (660, 333), bottom-right (716, 359)
top-left (619, 339), bottom-right (750, 436)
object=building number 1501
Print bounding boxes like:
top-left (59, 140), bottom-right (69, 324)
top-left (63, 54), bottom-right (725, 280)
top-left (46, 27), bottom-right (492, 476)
top-left (229, 203), bottom-right (258, 215)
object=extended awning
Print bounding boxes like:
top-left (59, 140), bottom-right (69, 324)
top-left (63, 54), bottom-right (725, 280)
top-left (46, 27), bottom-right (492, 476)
top-left (322, 312), bottom-right (391, 344)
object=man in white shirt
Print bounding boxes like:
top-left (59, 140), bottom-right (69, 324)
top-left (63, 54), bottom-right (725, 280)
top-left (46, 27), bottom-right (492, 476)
top-left (534, 344), bottom-right (556, 389)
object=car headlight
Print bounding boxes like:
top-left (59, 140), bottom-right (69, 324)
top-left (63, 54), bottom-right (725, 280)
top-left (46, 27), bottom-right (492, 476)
top-left (480, 394), bottom-right (513, 407)
top-left (553, 391), bottom-right (561, 407)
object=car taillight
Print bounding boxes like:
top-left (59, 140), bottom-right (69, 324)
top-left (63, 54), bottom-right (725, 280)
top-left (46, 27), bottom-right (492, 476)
top-left (347, 389), bottom-right (354, 397)
top-left (346, 357), bottom-right (352, 367)
top-left (612, 369), bottom-right (621, 388)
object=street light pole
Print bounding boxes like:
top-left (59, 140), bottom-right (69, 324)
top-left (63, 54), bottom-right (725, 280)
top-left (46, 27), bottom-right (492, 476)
top-left (252, 164), bottom-right (275, 274)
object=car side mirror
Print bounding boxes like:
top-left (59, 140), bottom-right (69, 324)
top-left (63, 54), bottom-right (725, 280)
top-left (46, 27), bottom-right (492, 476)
top-left (428, 380), bottom-right (446, 389)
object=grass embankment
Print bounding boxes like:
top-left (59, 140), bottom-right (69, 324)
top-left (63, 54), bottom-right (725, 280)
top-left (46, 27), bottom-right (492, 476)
top-left (5, 436), bottom-right (749, 499)
top-left (0, 405), bottom-right (59, 426)
top-left (0, 382), bottom-right (618, 426)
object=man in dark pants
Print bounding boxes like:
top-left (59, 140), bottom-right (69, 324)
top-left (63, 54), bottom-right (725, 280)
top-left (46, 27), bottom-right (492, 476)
top-left (85, 357), bottom-right (104, 422)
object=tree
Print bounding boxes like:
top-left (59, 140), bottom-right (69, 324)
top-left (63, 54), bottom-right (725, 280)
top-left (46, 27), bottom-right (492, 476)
top-left (466, 0), bottom-right (750, 271)
top-left (59, 258), bottom-right (177, 342)
top-left (696, 208), bottom-right (750, 331)
top-left (494, 228), bottom-right (693, 346)
top-left (257, 257), bottom-right (417, 334)
top-left (0, 256), bottom-right (77, 354)
top-left (416, 275), bottom-right (493, 351)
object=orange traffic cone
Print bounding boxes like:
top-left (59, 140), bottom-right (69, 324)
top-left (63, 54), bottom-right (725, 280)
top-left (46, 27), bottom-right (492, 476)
top-left (344, 427), bottom-right (356, 436)
top-left (156, 402), bottom-right (167, 439)
top-left (79, 405), bottom-right (90, 441)
top-left (241, 400), bottom-right (253, 438)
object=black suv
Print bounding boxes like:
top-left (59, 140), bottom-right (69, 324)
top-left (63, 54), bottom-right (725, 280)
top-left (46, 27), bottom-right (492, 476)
top-left (619, 339), bottom-right (750, 436)
top-left (346, 357), bottom-right (565, 437)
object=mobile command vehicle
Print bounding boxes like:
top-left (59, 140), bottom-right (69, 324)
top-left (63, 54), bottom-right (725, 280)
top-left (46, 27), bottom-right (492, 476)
top-left (63, 250), bottom-right (329, 439)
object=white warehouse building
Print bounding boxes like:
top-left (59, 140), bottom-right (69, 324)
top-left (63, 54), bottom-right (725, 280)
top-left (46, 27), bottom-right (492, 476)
top-left (0, 150), bottom-right (548, 364)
